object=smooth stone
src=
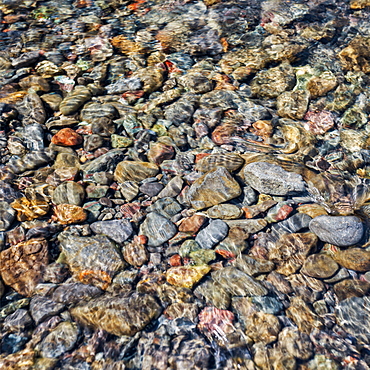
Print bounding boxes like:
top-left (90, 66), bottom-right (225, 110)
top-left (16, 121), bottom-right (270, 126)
top-left (323, 268), bottom-right (350, 284)
top-left (0, 201), bottom-right (16, 231)
top-left (140, 212), bottom-right (177, 247)
top-left (52, 283), bottom-right (103, 305)
top-left (59, 86), bottom-right (92, 115)
top-left (334, 279), bottom-right (370, 301)
top-left (139, 182), bottom-right (164, 197)
top-left (39, 321), bottom-right (79, 359)
top-left (278, 327), bottom-right (313, 360)
top-left (90, 219), bottom-right (133, 244)
top-left (332, 247), bottom-right (370, 272)
top-left (178, 214), bottom-right (207, 233)
top-left (157, 176), bottom-right (184, 199)
top-left (195, 219), bottom-right (229, 249)
top-left (114, 160), bottom-right (159, 183)
top-left (187, 167), bottom-right (241, 210)
top-left (81, 149), bottom-right (125, 175)
top-left (233, 254), bottom-right (275, 277)
top-left (111, 134), bottom-right (133, 148)
top-left (223, 219), bottom-right (267, 234)
top-left (147, 197), bottom-right (182, 219)
top-left (52, 181), bottom-right (85, 206)
top-left (212, 267), bottom-right (268, 297)
top-left (51, 128), bottom-right (82, 147)
top-left (119, 181), bottom-right (139, 201)
top-left (271, 213), bottom-right (312, 238)
top-left (251, 296), bottom-right (284, 315)
top-left (301, 253), bottom-right (339, 279)
top-left (29, 296), bottom-right (65, 325)
top-left (195, 153), bottom-right (244, 173)
top-left (85, 184), bottom-right (109, 199)
top-left (53, 204), bottom-right (87, 225)
top-left (194, 279), bottom-right (231, 309)
top-left (206, 204), bottom-right (243, 219)
top-left (166, 265), bottom-right (211, 288)
top-left (309, 215), bottom-right (364, 247)
top-left (164, 302), bottom-right (199, 321)
top-left (124, 240), bottom-right (149, 267)
top-left (244, 162), bottom-right (306, 196)
top-left (71, 293), bottom-right (162, 336)
top-left (3, 309), bottom-right (32, 332)
top-left (335, 296), bottom-right (370, 344)
top-left (189, 249), bottom-right (216, 265)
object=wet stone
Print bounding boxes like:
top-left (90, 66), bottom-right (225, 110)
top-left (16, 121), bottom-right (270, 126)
top-left (194, 279), bottom-right (231, 310)
top-left (195, 219), bottom-right (229, 249)
top-left (70, 293), bottom-right (162, 336)
top-left (301, 253), bottom-right (339, 279)
top-left (59, 86), bottom-right (92, 116)
top-left (278, 327), bottom-right (313, 360)
top-left (140, 212), bottom-right (177, 247)
top-left (52, 283), bottom-right (103, 305)
top-left (167, 265), bottom-right (211, 289)
top-left (206, 204), bottom-right (243, 219)
top-left (309, 215), bottom-right (364, 247)
top-left (0, 201), bottom-right (16, 231)
top-left (114, 161), bottom-right (159, 183)
top-left (53, 204), bottom-right (87, 225)
top-left (334, 279), bottom-right (370, 301)
top-left (332, 248), bottom-right (370, 272)
top-left (178, 214), bottom-right (206, 233)
top-left (139, 182), bottom-right (164, 197)
top-left (51, 128), bottom-right (83, 147)
top-left (29, 296), bottom-right (65, 325)
top-left (233, 254), bottom-right (275, 277)
top-left (90, 219), bottom-right (133, 244)
top-left (3, 309), bottom-right (32, 333)
top-left (123, 240), bottom-right (149, 267)
top-left (147, 197), bottom-right (182, 219)
top-left (52, 181), bottom-right (85, 206)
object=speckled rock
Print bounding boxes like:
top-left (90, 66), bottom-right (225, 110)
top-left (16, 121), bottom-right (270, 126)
top-left (167, 265), bottom-right (211, 288)
top-left (332, 248), bottom-right (370, 272)
top-left (90, 219), bottom-right (133, 244)
top-left (114, 161), bottom-right (159, 183)
top-left (58, 232), bottom-right (124, 290)
top-left (276, 90), bottom-right (310, 119)
top-left (309, 215), bottom-right (364, 247)
top-left (244, 162), bottom-right (306, 196)
top-left (195, 219), bottom-right (229, 249)
top-left (140, 212), bottom-right (177, 247)
top-left (52, 181), bottom-right (85, 206)
top-left (301, 253), bottom-right (339, 279)
top-left (0, 201), bottom-right (16, 231)
top-left (70, 293), bottom-right (162, 336)
top-left (206, 204), bottom-right (243, 219)
top-left (123, 239), bottom-right (149, 267)
top-left (52, 283), bottom-right (103, 305)
top-left (0, 238), bottom-right (49, 296)
top-left (187, 167), bottom-right (241, 210)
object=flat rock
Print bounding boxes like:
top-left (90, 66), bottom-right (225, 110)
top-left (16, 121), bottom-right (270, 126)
top-left (187, 167), bottom-right (241, 210)
top-left (332, 247), bottom-right (370, 272)
top-left (233, 254), bottom-right (275, 277)
top-left (301, 253), bottom-right (339, 279)
top-left (309, 215), bottom-right (364, 247)
top-left (140, 212), bottom-right (177, 247)
top-left (244, 161), bottom-right (306, 196)
top-left (114, 160), bottom-right (159, 183)
top-left (52, 283), bottom-right (103, 305)
top-left (70, 293), bottom-right (162, 336)
top-left (167, 265), bottom-right (211, 288)
top-left (194, 279), bottom-right (231, 309)
top-left (29, 296), bottom-right (65, 325)
top-left (224, 219), bottom-right (268, 233)
top-left (90, 219), bottom-right (133, 244)
top-left (206, 204), bottom-right (243, 219)
top-left (195, 219), bottom-right (229, 249)
top-left (52, 181), bottom-right (85, 206)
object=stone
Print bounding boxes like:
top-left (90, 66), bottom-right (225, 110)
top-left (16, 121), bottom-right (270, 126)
top-left (85, 184), bottom-right (109, 199)
top-left (271, 213), bottom-right (312, 237)
top-left (338, 36), bottom-right (370, 74)
top-left (90, 219), bottom-right (133, 244)
top-left (59, 86), bottom-right (92, 115)
top-left (39, 321), bottom-right (79, 359)
top-left (250, 296), bottom-right (284, 315)
top-left (301, 253), bottom-right (339, 279)
top-left (276, 89), bottom-right (310, 119)
top-left (165, 302), bottom-right (199, 321)
top-left (178, 214), bottom-right (206, 233)
top-left (123, 240), bottom-right (149, 267)
top-left (212, 267), bottom-right (268, 297)
top-left (278, 327), bottom-right (313, 360)
top-left (3, 309), bottom-right (33, 332)
top-left (206, 204), bottom-right (243, 219)
top-left (147, 197), bottom-right (182, 219)
top-left (0, 238), bottom-right (49, 296)
top-left (309, 215), bottom-right (364, 247)
top-left (119, 181), bottom-right (139, 201)
top-left (52, 204), bottom-right (87, 225)
top-left (140, 212), bottom-right (177, 247)
top-left (189, 249), bottom-right (216, 265)
top-left (224, 219), bottom-right (268, 234)
top-left (51, 128), bottom-right (82, 147)
top-left (334, 279), bottom-right (370, 301)
top-left (52, 283), bottom-right (103, 305)
top-left (233, 254), bottom-right (275, 277)
top-left (114, 161), bottom-right (159, 183)
top-left (332, 247), bottom-right (370, 272)
top-left (350, 0), bottom-right (370, 9)
top-left (29, 296), bottom-right (65, 325)
top-left (58, 232), bottom-right (124, 290)
top-left (195, 219), bottom-right (229, 249)
top-left (52, 181), bottom-right (85, 206)
top-left (194, 279), bottom-right (231, 309)
top-left (244, 162), bottom-right (306, 196)
top-left (158, 176), bottom-right (184, 199)
top-left (187, 167), bottom-right (241, 210)
top-left (11, 197), bottom-right (49, 222)
top-left (269, 233), bottom-right (317, 276)
top-left (70, 293), bottom-right (162, 336)
top-left (167, 265), bottom-right (211, 288)
top-left (0, 201), bottom-right (16, 231)
top-left (139, 182), bottom-right (164, 197)
top-left (195, 153), bottom-right (244, 173)
top-left (148, 142), bottom-right (175, 165)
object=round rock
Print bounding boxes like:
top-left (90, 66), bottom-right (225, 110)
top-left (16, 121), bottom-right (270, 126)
top-left (301, 253), bottom-right (339, 279)
top-left (52, 181), bottom-right (85, 206)
top-left (309, 215), bottom-right (364, 247)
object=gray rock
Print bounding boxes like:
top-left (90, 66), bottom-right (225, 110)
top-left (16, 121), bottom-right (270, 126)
top-left (251, 296), bottom-right (284, 315)
top-left (139, 182), bottom-right (164, 197)
top-left (271, 213), bottom-right (312, 238)
top-left (0, 201), bottom-right (16, 231)
top-left (309, 215), bottom-right (364, 247)
top-left (52, 181), bottom-right (85, 206)
top-left (140, 212), bottom-right (177, 247)
top-left (52, 283), bottom-right (103, 305)
top-left (81, 149), bottom-right (125, 175)
top-left (3, 309), bottom-right (33, 332)
top-left (90, 219), bottom-right (133, 244)
top-left (244, 162), bottom-right (306, 196)
top-left (29, 296), bottom-right (65, 325)
top-left (195, 219), bottom-right (229, 249)
top-left (147, 197), bottom-right (182, 219)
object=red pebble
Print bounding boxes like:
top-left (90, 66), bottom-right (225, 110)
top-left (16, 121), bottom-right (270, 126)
top-left (51, 128), bottom-right (83, 146)
top-left (169, 254), bottom-right (182, 267)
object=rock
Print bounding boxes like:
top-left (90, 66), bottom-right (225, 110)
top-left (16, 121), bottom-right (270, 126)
top-left (250, 296), bottom-right (284, 315)
top-left (140, 212), bottom-right (177, 247)
top-left (0, 201), bottom-right (16, 231)
top-left (206, 204), bottom-right (243, 219)
top-left (224, 219), bottom-right (268, 234)
top-left (350, 0), bottom-right (370, 9)
top-left (52, 283), bottom-right (103, 305)
top-left (276, 89), bottom-right (310, 119)
top-left (212, 267), bottom-right (268, 297)
top-left (165, 302), bottom-right (199, 321)
top-left (85, 184), bottom-right (109, 199)
top-left (29, 296), bottom-right (65, 325)
top-left (90, 219), bottom-right (133, 244)
top-left (244, 162), bottom-right (306, 196)
top-left (139, 182), bottom-right (164, 197)
top-left (335, 296), bottom-right (370, 344)
top-left (70, 293), bottom-right (162, 336)
top-left (269, 233), bottom-right (317, 276)
top-left (114, 161), bottom-right (159, 183)
top-left (178, 214), bottom-right (206, 233)
top-left (59, 86), bottom-right (92, 115)
top-left (81, 149), bottom-right (125, 175)
top-left (123, 239), bottom-right (149, 267)
top-left (3, 309), bottom-right (33, 332)
top-left (167, 265), bottom-right (211, 288)
top-left (309, 215), bottom-right (364, 247)
top-left (187, 167), bottom-right (241, 210)
top-left (11, 197), bottom-right (49, 222)
top-left (195, 153), bottom-right (244, 173)
top-left (189, 249), bottom-right (216, 265)
top-left (39, 321), bottom-right (79, 358)
top-left (51, 128), bottom-right (83, 147)
top-left (338, 36), bottom-right (370, 73)
top-left (334, 279), bottom-right (370, 301)
top-left (148, 142), bottom-right (175, 164)
top-left (58, 233), bottom-right (124, 290)
top-left (52, 181), bottom-right (85, 206)
top-left (233, 254), bottom-right (275, 277)
top-left (301, 253), bottom-right (339, 279)
top-left (0, 238), bottom-right (49, 296)
top-left (147, 197), bottom-right (182, 219)
top-left (194, 279), bottom-right (231, 309)
top-left (195, 219), bottom-right (229, 249)
top-left (332, 247), bottom-right (370, 272)
top-left (271, 213), bottom-right (312, 237)
top-left (158, 176), bottom-right (184, 199)
top-left (278, 327), bottom-right (313, 360)
top-left (52, 204), bottom-right (87, 225)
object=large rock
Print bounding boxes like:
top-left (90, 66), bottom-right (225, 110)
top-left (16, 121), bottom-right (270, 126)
top-left (70, 293), bottom-right (162, 336)
top-left (114, 160), bottom-right (159, 183)
top-left (244, 162), bottom-right (306, 196)
top-left (52, 181), bottom-right (85, 206)
top-left (195, 219), bottom-right (229, 249)
top-left (309, 215), bottom-right (364, 247)
top-left (187, 167), bottom-right (241, 210)
top-left (90, 219), bottom-right (133, 244)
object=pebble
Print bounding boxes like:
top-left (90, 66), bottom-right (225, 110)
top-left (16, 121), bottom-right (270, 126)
top-left (52, 283), bottom-right (103, 305)
top-left (3, 309), bottom-right (33, 332)
top-left (167, 265), bottom-right (211, 288)
top-left (332, 247), bottom-right (370, 272)
top-left (301, 253), bottom-right (339, 279)
top-left (52, 181), bottom-right (85, 206)
top-left (51, 128), bottom-right (83, 147)
top-left (194, 279), bottom-right (231, 309)
top-left (59, 86), bottom-right (92, 116)
top-left (29, 296), bottom-right (65, 325)
top-left (123, 240), bottom-right (149, 267)
top-left (139, 181), bottom-right (164, 197)
top-left (244, 162), bottom-right (306, 196)
top-left (90, 219), bottom-right (133, 244)
top-left (278, 327), bottom-right (313, 360)
top-left (178, 214), bottom-right (206, 233)
top-left (334, 279), bottom-right (370, 301)
top-left (233, 254), bottom-right (275, 277)
top-left (0, 201), bottom-right (16, 231)
top-left (52, 204), bottom-right (87, 225)
top-left (206, 204), bottom-right (243, 219)
top-left (195, 219), bottom-right (229, 249)
top-left (309, 215), bottom-right (364, 247)
top-left (140, 212), bottom-right (177, 247)
top-left (114, 161), bottom-right (159, 183)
